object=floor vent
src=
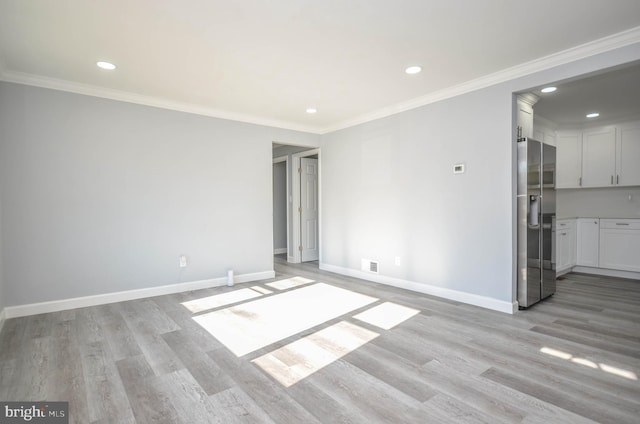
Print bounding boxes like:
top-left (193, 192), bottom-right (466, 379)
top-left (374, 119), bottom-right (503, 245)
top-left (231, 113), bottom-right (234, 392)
top-left (369, 261), bottom-right (379, 273)
top-left (362, 259), bottom-right (379, 274)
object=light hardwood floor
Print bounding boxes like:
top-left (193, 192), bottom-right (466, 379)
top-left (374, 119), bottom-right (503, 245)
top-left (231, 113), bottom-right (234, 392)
top-left (1, 258), bottom-right (639, 423)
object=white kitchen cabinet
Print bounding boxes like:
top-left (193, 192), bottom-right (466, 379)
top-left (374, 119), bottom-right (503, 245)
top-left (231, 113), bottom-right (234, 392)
top-left (599, 219), bottom-right (640, 272)
top-left (577, 218), bottom-right (599, 267)
top-left (556, 219), bottom-right (576, 273)
top-left (517, 94), bottom-right (538, 139)
top-left (616, 122), bottom-right (640, 186)
top-left (581, 126), bottom-right (616, 187)
top-left (556, 131), bottom-right (582, 188)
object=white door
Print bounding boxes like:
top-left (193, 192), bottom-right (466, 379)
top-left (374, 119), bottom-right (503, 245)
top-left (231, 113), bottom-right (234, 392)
top-left (300, 157), bottom-right (319, 262)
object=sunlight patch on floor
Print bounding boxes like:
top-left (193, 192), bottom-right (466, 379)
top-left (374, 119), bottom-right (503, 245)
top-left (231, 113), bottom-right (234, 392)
top-left (540, 347), bottom-right (637, 380)
top-left (266, 276), bottom-right (315, 290)
top-left (250, 286), bottom-right (273, 294)
top-left (181, 288), bottom-right (263, 313)
top-left (193, 283), bottom-right (378, 356)
top-left (252, 321), bottom-right (379, 387)
top-left (353, 302), bottom-right (420, 330)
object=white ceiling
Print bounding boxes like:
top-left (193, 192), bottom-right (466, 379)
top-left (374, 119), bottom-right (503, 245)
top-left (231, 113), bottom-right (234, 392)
top-left (1, 0), bottom-right (640, 134)
top-left (533, 61), bottom-right (640, 126)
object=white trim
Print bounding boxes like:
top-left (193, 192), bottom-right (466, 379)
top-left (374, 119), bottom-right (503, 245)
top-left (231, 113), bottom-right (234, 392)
top-left (3, 270), bottom-right (275, 319)
top-left (572, 266), bottom-right (640, 281)
top-left (274, 248), bottom-right (287, 254)
top-left (321, 26), bottom-right (640, 134)
top-left (273, 155), bottom-right (290, 260)
top-left (0, 70), bottom-right (320, 134)
top-left (2, 27), bottom-right (639, 135)
top-left (320, 263), bottom-right (517, 314)
top-left (0, 308), bottom-right (6, 334)
top-left (291, 149), bottom-right (321, 264)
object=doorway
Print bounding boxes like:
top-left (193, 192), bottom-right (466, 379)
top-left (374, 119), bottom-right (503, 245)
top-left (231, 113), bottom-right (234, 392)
top-left (272, 145), bottom-right (321, 265)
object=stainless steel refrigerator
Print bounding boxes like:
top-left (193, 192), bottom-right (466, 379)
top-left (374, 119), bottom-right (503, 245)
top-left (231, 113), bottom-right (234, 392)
top-left (517, 137), bottom-right (556, 309)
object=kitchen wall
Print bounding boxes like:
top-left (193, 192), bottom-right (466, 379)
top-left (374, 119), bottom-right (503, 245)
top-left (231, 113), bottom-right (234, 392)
top-left (272, 161), bottom-right (287, 251)
top-left (558, 187), bottom-right (640, 218)
top-left (0, 82), bottom-right (319, 307)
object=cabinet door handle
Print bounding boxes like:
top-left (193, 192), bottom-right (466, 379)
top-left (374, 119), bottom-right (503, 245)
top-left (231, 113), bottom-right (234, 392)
top-left (611, 175), bottom-right (614, 185)
top-left (579, 177), bottom-right (582, 186)
top-left (561, 232), bottom-right (567, 235)
top-left (617, 175), bottom-right (619, 184)
top-left (615, 223), bottom-right (629, 226)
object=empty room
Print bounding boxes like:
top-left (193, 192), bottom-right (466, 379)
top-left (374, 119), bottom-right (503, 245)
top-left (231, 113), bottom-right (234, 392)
top-left (1, 1), bottom-right (639, 423)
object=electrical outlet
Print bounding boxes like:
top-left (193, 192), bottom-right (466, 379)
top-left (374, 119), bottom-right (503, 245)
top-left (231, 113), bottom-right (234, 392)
top-left (179, 255), bottom-right (187, 268)
top-left (395, 256), bottom-right (401, 266)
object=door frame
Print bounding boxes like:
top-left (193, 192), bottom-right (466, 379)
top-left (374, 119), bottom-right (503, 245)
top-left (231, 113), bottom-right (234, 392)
top-left (291, 148), bottom-right (321, 263)
top-left (272, 155), bottom-right (289, 258)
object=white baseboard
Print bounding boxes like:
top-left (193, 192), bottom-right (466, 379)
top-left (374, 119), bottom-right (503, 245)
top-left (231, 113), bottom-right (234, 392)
top-left (320, 263), bottom-right (517, 314)
top-left (0, 308), bottom-right (6, 334)
top-left (572, 266), bottom-right (640, 280)
top-left (274, 248), bottom-right (287, 255)
top-left (3, 270), bottom-right (275, 319)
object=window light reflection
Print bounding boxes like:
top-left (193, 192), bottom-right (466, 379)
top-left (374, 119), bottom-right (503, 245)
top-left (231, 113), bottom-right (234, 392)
top-left (540, 347), bottom-right (637, 380)
top-left (252, 321), bottom-right (379, 387)
top-left (181, 287), bottom-right (262, 313)
top-left (353, 301), bottom-right (420, 330)
top-left (266, 276), bottom-right (315, 290)
top-left (193, 283), bottom-right (378, 356)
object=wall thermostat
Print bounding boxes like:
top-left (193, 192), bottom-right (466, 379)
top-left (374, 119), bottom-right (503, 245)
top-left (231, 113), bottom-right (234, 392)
top-left (453, 163), bottom-right (465, 174)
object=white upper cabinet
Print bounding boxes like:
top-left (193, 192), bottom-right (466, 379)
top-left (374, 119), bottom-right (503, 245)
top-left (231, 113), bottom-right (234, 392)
top-left (581, 127), bottom-right (616, 187)
top-left (616, 122), bottom-right (640, 186)
top-left (556, 131), bottom-right (582, 188)
top-left (554, 120), bottom-right (640, 189)
top-left (517, 94), bottom-right (538, 139)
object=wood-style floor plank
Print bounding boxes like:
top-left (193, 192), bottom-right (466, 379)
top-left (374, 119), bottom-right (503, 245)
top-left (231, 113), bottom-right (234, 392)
top-left (1, 260), bottom-right (639, 423)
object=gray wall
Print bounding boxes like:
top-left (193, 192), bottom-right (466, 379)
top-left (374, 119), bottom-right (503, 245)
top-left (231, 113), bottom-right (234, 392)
top-left (321, 42), bottom-right (640, 304)
top-left (558, 187), bottom-right (640, 218)
top-left (0, 82), bottom-right (319, 307)
top-left (272, 161), bottom-right (287, 250)
top-left (0, 189), bottom-right (4, 314)
top-left (321, 87), bottom-right (514, 300)
top-left (1, 42), bottom-right (639, 311)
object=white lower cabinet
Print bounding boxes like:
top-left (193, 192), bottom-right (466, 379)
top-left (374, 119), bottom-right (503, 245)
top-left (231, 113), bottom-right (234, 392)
top-left (556, 219), bottom-right (576, 273)
top-left (599, 219), bottom-right (640, 272)
top-left (577, 218), bottom-right (599, 267)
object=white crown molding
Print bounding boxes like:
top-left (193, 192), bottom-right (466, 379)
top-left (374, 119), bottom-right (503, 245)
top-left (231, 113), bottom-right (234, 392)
top-left (0, 70), bottom-right (323, 135)
top-left (320, 25), bottom-right (640, 134)
top-left (3, 270), bottom-right (275, 318)
top-left (1, 26), bottom-right (639, 136)
top-left (319, 263), bottom-right (517, 314)
top-left (518, 93), bottom-right (540, 107)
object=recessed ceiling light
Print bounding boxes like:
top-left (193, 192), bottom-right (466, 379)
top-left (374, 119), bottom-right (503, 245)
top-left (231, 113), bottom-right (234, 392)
top-left (541, 86), bottom-right (557, 93)
top-left (586, 112), bottom-right (600, 118)
top-left (96, 61), bottom-right (116, 70)
top-left (405, 66), bottom-right (422, 75)
top-left (306, 108), bottom-right (317, 114)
